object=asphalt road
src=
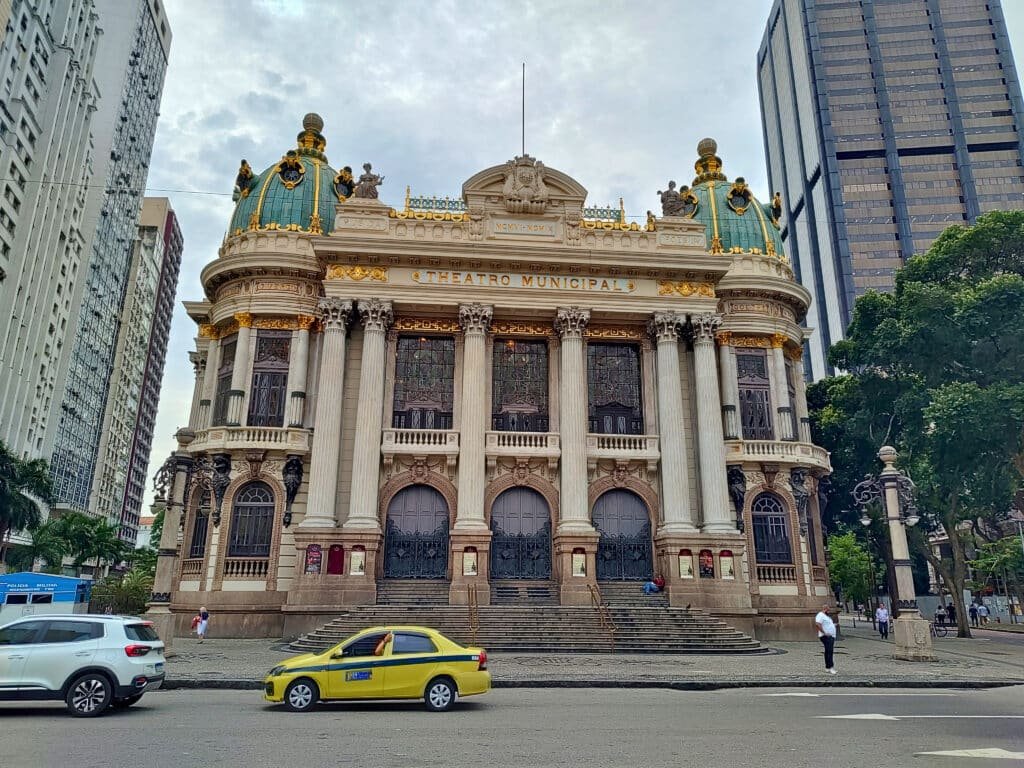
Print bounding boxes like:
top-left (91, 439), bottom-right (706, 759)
top-left (2, 686), bottom-right (1023, 768)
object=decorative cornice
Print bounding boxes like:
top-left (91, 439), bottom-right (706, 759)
top-left (358, 298), bottom-right (394, 333)
top-left (233, 312), bottom-right (254, 329)
top-left (393, 318), bottom-right (460, 333)
top-left (657, 280), bottom-right (716, 299)
top-left (317, 298), bottom-right (353, 331)
top-left (554, 307), bottom-right (590, 339)
top-left (648, 312), bottom-right (683, 344)
top-left (491, 321), bottom-right (552, 338)
top-left (458, 303), bottom-right (493, 335)
top-left (715, 331), bottom-right (732, 346)
top-left (770, 332), bottom-right (788, 349)
top-left (326, 264), bottom-right (389, 282)
top-left (586, 326), bottom-right (645, 341)
top-left (731, 335), bottom-right (771, 349)
top-left (296, 314), bottom-right (317, 331)
top-left (690, 312), bottom-right (723, 344)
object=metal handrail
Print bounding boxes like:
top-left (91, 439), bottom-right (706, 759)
top-left (467, 583), bottom-right (480, 646)
top-left (587, 583), bottom-right (617, 649)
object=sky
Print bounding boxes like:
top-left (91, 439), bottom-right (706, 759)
top-left (140, 0), bottom-right (1024, 511)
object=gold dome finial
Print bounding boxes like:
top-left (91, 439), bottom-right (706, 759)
top-left (297, 113), bottom-right (327, 156)
top-left (693, 137), bottom-right (727, 185)
top-left (303, 112), bottom-right (324, 132)
top-left (697, 137), bottom-right (717, 158)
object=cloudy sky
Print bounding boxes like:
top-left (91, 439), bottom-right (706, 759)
top-left (141, 0), bottom-right (1024, 509)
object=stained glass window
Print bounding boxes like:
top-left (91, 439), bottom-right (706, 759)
top-left (212, 335), bottom-right (236, 426)
top-left (392, 336), bottom-right (455, 429)
top-left (752, 493), bottom-right (792, 564)
top-left (227, 482), bottom-right (274, 558)
top-left (248, 331), bottom-right (291, 427)
top-left (189, 492), bottom-right (210, 559)
top-left (587, 343), bottom-right (643, 435)
top-left (492, 339), bottom-right (548, 432)
top-left (736, 350), bottom-right (774, 440)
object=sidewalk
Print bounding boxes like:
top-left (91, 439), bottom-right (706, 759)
top-left (162, 623), bottom-right (1024, 690)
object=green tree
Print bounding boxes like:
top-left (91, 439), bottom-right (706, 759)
top-left (89, 568), bottom-right (154, 615)
top-left (0, 440), bottom-right (54, 566)
top-left (970, 535), bottom-right (1024, 611)
top-left (827, 532), bottom-right (875, 608)
top-left (813, 211), bottom-right (1024, 638)
top-left (52, 513), bottom-right (129, 576)
top-left (6, 520), bottom-right (69, 573)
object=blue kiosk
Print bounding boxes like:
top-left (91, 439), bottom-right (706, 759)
top-left (0, 572), bottom-right (93, 624)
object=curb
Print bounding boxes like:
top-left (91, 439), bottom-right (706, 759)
top-left (160, 678), bottom-right (1020, 692)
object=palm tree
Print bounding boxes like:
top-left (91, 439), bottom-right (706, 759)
top-left (7, 520), bottom-right (69, 573)
top-left (55, 513), bottom-right (127, 576)
top-left (0, 441), bottom-right (54, 567)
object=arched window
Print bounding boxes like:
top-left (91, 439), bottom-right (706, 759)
top-left (751, 493), bottom-right (792, 564)
top-left (227, 482), bottom-right (275, 558)
top-left (188, 492), bottom-right (210, 559)
top-left (587, 343), bottom-right (643, 435)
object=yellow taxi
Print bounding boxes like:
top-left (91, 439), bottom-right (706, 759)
top-left (263, 626), bottom-right (490, 712)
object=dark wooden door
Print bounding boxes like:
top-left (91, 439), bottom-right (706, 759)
top-left (383, 485), bottom-right (449, 579)
top-left (593, 490), bottom-right (653, 581)
top-left (489, 488), bottom-right (551, 580)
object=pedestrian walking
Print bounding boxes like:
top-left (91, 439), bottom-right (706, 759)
top-left (815, 604), bottom-right (838, 675)
top-left (934, 605), bottom-right (945, 627)
top-left (197, 606), bottom-right (210, 643)
top-left (875, 604), bottom-right (890, 640)
top-left (946, 603), bottom-right (957, 627)
top-left (969, 603), bottom-right (979, 627)
top-left (978, 603), bottom-right (989, 625)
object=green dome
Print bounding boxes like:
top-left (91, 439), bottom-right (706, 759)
top-left (228, 113), bottom-right (354, 237)
top-left (671, 138), bottom-right (786, 258)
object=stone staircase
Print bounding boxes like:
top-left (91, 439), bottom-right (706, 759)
top-left (598, 581), bottom-right (669, 608)
top-left (375, 580), bottom-right (450, 605)
top-left (289, 582), bottom-right (762, 654)
top-left (490, 581), bottom-right (560, 605)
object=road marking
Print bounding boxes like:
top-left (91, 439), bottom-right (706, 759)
top-left (761, 692), bottom-right (955, 698)
top-left (915, 748), bottom-right (1024, 760)
top-left (818, 714), bottom-right (1024, 721)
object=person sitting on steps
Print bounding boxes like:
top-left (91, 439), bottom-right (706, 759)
top-left (642, 574), bottom-right (666, 595)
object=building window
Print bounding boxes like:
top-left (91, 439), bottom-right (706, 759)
top-left (247, 331), bottom-right (290, 427)
top-left (492, 339), bottom-right (548, 432)
top-left (189, 492), bottom-right (210, 559)
top-left (736, 350), bottom-right (774, 440)
top-left (227, 482), bottom-right (274, 558)
top-left (587, 343), bottom-right (643, 435)
top-left (212, 335), bottom-right (236, 426)
top-left (752, 493), bottom-right (792, 564)
top-left (392, 336), bottom-right (455, 429)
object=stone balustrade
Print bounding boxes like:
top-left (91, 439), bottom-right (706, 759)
top-left (189, 426), bottom-right (313, 455)
top-left (756, 564), bottom-right (798, 584)
top-left (222, 558), bottom-right (270, 579)
top-left (381, 428), bottom-right (460, 469)
top-left (585, 433), bottom-right (660, 473)
top-left (724, 438), bottom-right (831, 472)
top-left (485, 431), bottom-right (561, 470)
top-left (180, 559), bottom-right (203, 576)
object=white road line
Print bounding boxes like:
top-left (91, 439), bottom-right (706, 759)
top-left (817, 714), bottom-right (1024, 721)
top-left (760, 692), bottom-right (955, 698)
top-left (915, 748), bottom-right (1024, 760)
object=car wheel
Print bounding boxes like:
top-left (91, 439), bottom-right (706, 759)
top-left (66, 673), bottom-right (113, 717)
top-left (112, 694), bottom-right (144, 709)
top-left (424, 677), bottom-right (457, 712)
top-left (284, 678), bottom-right (319, 712)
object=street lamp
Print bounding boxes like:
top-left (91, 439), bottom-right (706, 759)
top-left (852, 446), bottom-right (934, 661)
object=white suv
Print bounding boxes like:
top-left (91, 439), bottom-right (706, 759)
top-left (0, 614), bottom-right (165, 717)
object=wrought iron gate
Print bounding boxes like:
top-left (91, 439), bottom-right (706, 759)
top-left (383, 485), bottom-right (450, 579)
top-left (593, 489), bottom-right (653, 581)
top-left (490, 520), bottom-right (552, 580)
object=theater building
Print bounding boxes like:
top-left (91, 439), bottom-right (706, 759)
top-left (149, 114), bottom-right (831, 642)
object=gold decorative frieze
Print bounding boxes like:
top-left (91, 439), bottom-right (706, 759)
top-left (234, 312), bottom-right (254, 328)
top-left (198, 323), bottom-right (217, 339)
top-left (770, 332), bottom-right (788, 349)
top-left (326, 264), bottom-right (389, 282)
top-left (730, 335), bottom-right (771, 348)
top-left (297, 314), bottom-right (317, 331)
top-left (586, 326), bottom-right (645, 341)
top-left (412, 269), bottom-right (636, 294)
top-left (492, 321), bottom-right (552, 338)
top-left (255, 281), bottom-right (301, 293)
top-left (254, 317), bottom-right (299, 330)
top-left (657, 280), bottom-right (716, 298)
top-left (393, 318), bottom-right (461, 333)
top-left (715, 331), bottom-right (732, 346)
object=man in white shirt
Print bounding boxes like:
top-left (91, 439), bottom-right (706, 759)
top-left (875, 604), bottom-right (890, 640)
top-left (815, 604), bottom-right (838, 675)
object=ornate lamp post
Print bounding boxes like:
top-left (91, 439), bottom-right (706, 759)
top-left (853, 446), bottom-right (934, 661)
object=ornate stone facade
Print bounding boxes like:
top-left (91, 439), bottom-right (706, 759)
top-left (153, 118), bottom-right (831, 643)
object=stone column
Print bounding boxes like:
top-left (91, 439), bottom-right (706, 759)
top-left (691, 313), bottom-right (735, 534)
top-left (770, 333), bottom-right (795, 441)
top-left (791, 349), bottom-right (811, 442)
top-left (554, 307), bottom-right (594, 533)
top-left (343, 299), bottom-right (393, 531)
top-left (287, 314), bottom-right (316, 428)
top-left (716, 332), bottom-right (740, 440)
top-left (188, 351), bottom-right (206, 429)
top-left (300, 299), bottom-right (352, 529)
top-left (455, 303), bottom-right (492, 530)
top-left (226, 312), bottom-right (253, 426)
top-left (648, 312), bottom-right (696, 532)
top-left (197, 332), bottom-right (220, 428)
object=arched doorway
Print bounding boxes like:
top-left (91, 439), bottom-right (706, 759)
top-left (383, 485), bottom-right (450, 579)
top-left (489, 487), bottom-right (552, 580)
top-left (593, 489), bottom-right (653, 581)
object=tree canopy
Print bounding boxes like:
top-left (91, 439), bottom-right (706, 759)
top-left (0, 441), bottom-right (54, 561)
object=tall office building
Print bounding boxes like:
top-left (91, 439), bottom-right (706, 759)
top-left (758, 0), bottom-right (1024, 378)
top-left (0, 1), bottom-right (101, 460)
top-left (50, 0), bottom-right (171, 520)
top-left (91, 197), bottom-right (182, 544)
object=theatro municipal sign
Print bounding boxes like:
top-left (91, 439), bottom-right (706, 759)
top-left (411, 270), bottom-right (637, 293)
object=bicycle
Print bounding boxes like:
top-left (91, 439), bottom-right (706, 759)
top-left (930, 621), bottom-right (948, 638)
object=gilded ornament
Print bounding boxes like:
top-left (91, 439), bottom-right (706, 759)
top-left (296, 314), bottom-right (317, 331)
top-left (276, 150), bottom-right (305, 190)
top-left (253, 317), bottom-right (298, 330)
top-left (586, 326), bottom-right (645, 341)
top-left (784, 345), bottom-right (804, 362)
top-left (715, 331), bottom-right (733, 346)
top-left (491, 321), bottom-right (551, 337)
top-left (657, 280), bottom-right (716, 299)
top-left (233, 160), bottom-right (254, 202)
top-left (770, 332), bottom-right (788, 349)
top-left (730, 335), bottom-right (771, 348)
top-left (392, 318), bottom-right (460, 333)
top-left (233, 312), bottom-right (254, 329)
top-left (198, 323), bottom-right (218, 339)
top-left (326, 264), bottom-right (389, 282)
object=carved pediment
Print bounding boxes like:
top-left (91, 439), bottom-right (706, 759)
top-left (462, 155), bottom-right (587, 215)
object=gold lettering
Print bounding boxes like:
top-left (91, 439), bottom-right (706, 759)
top-left (451, 272), bottom-right (461, 284)
top-left (500, 275), bottom-right (510, 286)
top-left (600, 279), bottom-right (610, 290)
top-left (438, 272), bottom-right (449, 283)
top-left (522, 275), bottom-right (534, 287)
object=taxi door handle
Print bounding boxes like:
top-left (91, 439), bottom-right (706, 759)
top-left (7, 654), bottom-right (25, 660)
top-left (74, 651), bottom-right (92, 657)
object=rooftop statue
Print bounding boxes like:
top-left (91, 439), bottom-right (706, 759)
top-left (233, 159), bottom-right (254, 201)
top-left (353, 162), bottom-right (384, 199)
top-left (501, 155), bottom-right (549, 214)
top-left (657, 180), bottom-right (685, 217)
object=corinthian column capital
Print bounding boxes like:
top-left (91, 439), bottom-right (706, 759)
top-left (358, 298), bottom-right (394, 333)
top-left (554, 306), bottom-right (590, 339)
top-left (458, 303), bottom-right (493, 335)
top-left (189, 350), bottom-right (205, 375)
top-left (690, 312), bottom-right (723, 344)
top-left (233, 311), bottom-right (254, 328)
top-left (317, 298), bottom-right (353, 331)
top-left (648, 311), bottom-right (683, 344)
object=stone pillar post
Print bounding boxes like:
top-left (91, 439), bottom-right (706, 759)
top-left (649, 312), bottom-right (695, 533)
top-left (455, 303), bottom-right (492, 530)
top-left (691, 313), bottom-right (735, 533)
top-left (188, 351), bottom-right (206, 429)
top-left (792, 349), bottom-right (811, 442)
top-left (554, 307), bottom-right (594, 534)
top-left (197, 332), bottom-right (220, 428)
top-left (716, 332), bottom-right (740, 440)
top-left (343, 299), bottom-right (393, 531)
top-left (300, 299), bottom-right (352, 529)
top-left (226, 312), bottom-right (253, 426)
top-left (770, 333), bottom-right (794, 441)
top-left (287, 314), bottom-right (316, 427)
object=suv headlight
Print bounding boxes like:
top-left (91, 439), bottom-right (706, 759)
top-left (268, 665), bottom-right (286, 677)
